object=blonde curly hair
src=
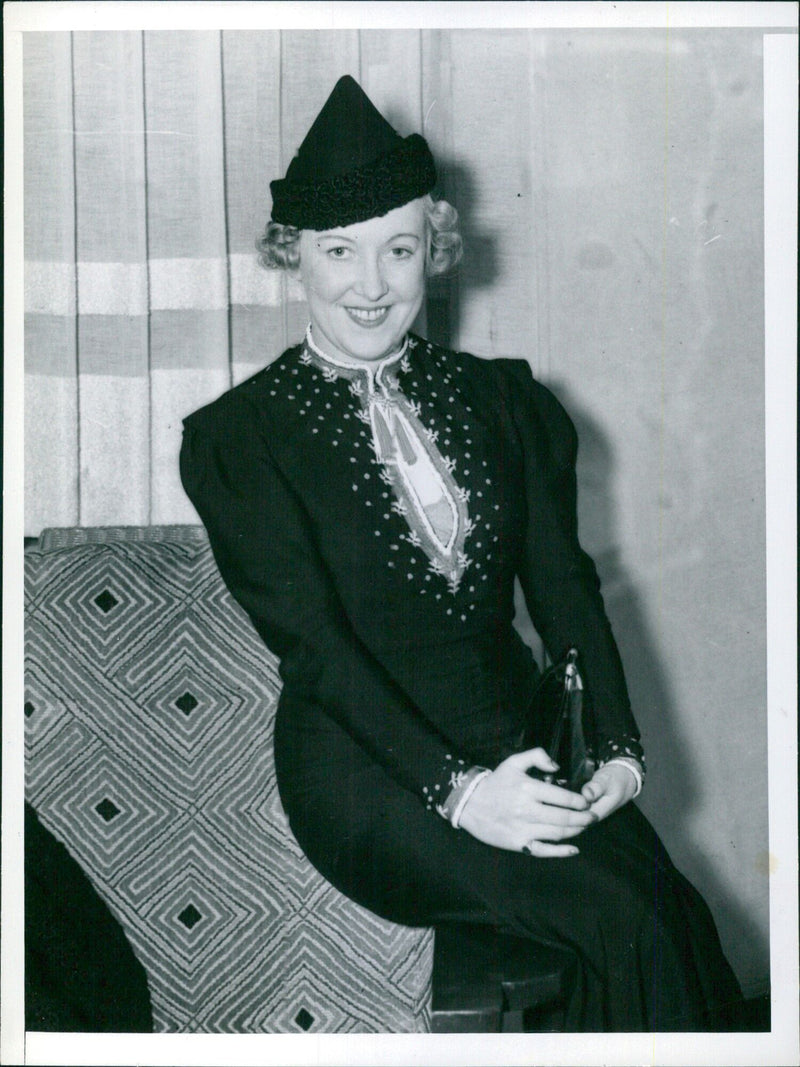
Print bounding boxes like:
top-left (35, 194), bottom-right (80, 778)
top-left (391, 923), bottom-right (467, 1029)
top-left (257, 194), bottom-right (462, 276)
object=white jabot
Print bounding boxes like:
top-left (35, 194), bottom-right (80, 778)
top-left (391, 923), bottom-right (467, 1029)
top-left (305, 327), bottom-right (461, 554)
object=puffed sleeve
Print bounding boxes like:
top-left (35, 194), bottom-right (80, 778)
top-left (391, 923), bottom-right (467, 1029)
top-left (498, 359), bottom-right (645, 771)
top-left (180, 398), bottom-right (473, 812)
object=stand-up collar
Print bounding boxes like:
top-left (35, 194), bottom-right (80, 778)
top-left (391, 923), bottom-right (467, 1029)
top-left (302, 325), bottom-right (409, 393)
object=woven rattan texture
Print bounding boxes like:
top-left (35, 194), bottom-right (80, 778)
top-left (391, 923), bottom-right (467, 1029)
top-left (24, 527), bottom-right (433, 1032)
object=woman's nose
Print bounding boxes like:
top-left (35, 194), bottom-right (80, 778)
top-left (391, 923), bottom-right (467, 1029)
top-left (354, 255), bottom-right (389, 301)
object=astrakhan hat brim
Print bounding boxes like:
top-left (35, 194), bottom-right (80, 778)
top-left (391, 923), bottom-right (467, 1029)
top-left (270, 134), bottom-right (437, 231)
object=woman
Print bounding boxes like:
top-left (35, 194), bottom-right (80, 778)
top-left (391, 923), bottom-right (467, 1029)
top-left (180, 75), bottom-right (742, 1030)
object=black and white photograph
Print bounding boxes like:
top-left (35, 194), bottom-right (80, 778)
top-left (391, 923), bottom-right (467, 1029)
top-left (3, 3), bottom-right (798, 1065)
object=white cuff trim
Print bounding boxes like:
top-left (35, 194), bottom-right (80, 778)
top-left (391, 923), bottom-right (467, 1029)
top-left (451, 769), bottom-right (492, 828)
top-left (602, 757), bottom-right (644, 798)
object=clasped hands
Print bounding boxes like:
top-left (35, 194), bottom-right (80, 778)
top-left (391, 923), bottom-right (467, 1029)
top-left (458, 747), bottom-right (637, 857)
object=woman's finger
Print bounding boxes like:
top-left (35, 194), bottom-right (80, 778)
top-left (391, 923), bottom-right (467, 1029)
top-left (581, 764), bottom-right (637, 821)
top-left (581, 780), bottom-right (606, 802)
top-left (531, 779), bottom-right (592, 811)
top-left (500, 750), bottom-right (591, 810)
top-left (521, 802), bottom-right (597, 830)
top-left (506, 747), bottom-right (559, 774)
top-left (525, 821), bottom-right (588, 842)
top-left (587, 796), bottom-right (617, 821)
top-left (520, 839), bottom-right (581, 859)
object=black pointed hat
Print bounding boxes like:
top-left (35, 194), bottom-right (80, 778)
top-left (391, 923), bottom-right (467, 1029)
top-left (270, 75), bottom-right (437, 230)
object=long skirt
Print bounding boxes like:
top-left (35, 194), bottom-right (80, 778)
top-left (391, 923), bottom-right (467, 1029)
top-left (275, 693), bottom-right (744, 1032)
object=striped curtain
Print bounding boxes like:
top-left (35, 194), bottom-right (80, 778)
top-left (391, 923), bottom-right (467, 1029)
top-left (24, 29), bottom-right (550, 536)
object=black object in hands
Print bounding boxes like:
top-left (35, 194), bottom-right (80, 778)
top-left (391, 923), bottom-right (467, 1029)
top-left (519, 648), bottom-right (595, 792)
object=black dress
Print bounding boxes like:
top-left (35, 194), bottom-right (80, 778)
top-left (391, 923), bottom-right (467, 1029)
top-left (180, 332), bottom-right (742, 1031)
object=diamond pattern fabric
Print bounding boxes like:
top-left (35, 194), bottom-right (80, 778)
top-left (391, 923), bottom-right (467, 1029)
top-left (25, 525), bottom-right (433, 1032)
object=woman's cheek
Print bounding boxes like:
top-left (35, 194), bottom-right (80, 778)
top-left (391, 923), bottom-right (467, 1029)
top-left (395, 261), bottom-right (426, 302)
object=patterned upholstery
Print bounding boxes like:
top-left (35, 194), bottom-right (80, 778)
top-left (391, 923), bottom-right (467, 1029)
top-left (24, 526), bottom-right (434, 1033)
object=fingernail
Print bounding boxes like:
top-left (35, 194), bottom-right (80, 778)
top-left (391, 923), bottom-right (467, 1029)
top-left (522, 845), bottom-right (532, 855)
top-left (568, 847), bottom-right (579, 855)
top-left (590, 812), bottom-right (599, 821)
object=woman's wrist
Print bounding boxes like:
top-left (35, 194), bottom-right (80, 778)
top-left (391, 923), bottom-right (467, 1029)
top-left (438, 765), bottom-right (491, 827)
top-left (599, 757), bottom-right (644, 797)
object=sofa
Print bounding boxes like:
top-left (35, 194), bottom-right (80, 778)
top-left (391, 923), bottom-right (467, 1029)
top-left (24, 525), bottom-right (434, 1033)
top-left (25, 523), bottom-right (576, 1033)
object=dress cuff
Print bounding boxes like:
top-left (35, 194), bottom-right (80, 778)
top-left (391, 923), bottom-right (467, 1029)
top-left (601, 757), bottom-right (644, 798)
top-left (422, 753), bottom-right (468, 812)
top-left (595, 734), bottom-right (646, 774)
top-left (437, 765), bottom-right (491, 827)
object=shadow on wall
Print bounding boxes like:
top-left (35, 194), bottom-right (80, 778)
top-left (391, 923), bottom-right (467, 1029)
top-left (549, 382), bottom-right (769, 994)
top-left (425, 159), bottom-right (498, 351)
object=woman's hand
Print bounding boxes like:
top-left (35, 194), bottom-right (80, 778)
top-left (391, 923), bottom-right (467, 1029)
top-left (580, 762), bottom-right (637, 822)
top-left (457, 748), bottom-right (598, 856)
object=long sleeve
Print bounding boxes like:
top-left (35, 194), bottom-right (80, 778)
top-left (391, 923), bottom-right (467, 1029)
top-left (180, 398), bottom-right (471, 810)
top-left (497, 359), bottom-right (645, 769)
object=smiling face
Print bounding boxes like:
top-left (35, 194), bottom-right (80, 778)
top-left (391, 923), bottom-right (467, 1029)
top-left (293, 198), bottom-right (427, 364)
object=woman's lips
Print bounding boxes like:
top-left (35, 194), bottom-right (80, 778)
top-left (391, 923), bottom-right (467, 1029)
top-left (345, 306), bottom-right (390, 328)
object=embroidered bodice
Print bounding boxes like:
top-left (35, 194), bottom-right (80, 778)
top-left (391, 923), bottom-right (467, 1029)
top-left (181, 332), bottom-right (645, 816)
top-left (303, 327), bottom-right (473, 594)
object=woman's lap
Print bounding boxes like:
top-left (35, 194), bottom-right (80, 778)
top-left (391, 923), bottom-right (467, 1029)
top-left (277, 725), bottom-right (742, 1030)
top-left (280, 707), bottom-right (668, 924)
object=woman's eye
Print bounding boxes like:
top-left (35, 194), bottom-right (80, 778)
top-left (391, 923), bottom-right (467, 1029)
top-left (328, 247), bottom-right (349, 259)
top-left (389, 247), bottom-right (414, 259)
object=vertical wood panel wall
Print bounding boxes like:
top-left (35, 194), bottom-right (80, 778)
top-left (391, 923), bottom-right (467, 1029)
top-left (23, 28), bottom-right (769, 997)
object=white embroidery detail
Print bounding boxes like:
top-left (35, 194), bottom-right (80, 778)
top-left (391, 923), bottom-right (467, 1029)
top-left (449, 769), bottom-right (469, 790)
top-left (300, 327), bottom-right (473, 592)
